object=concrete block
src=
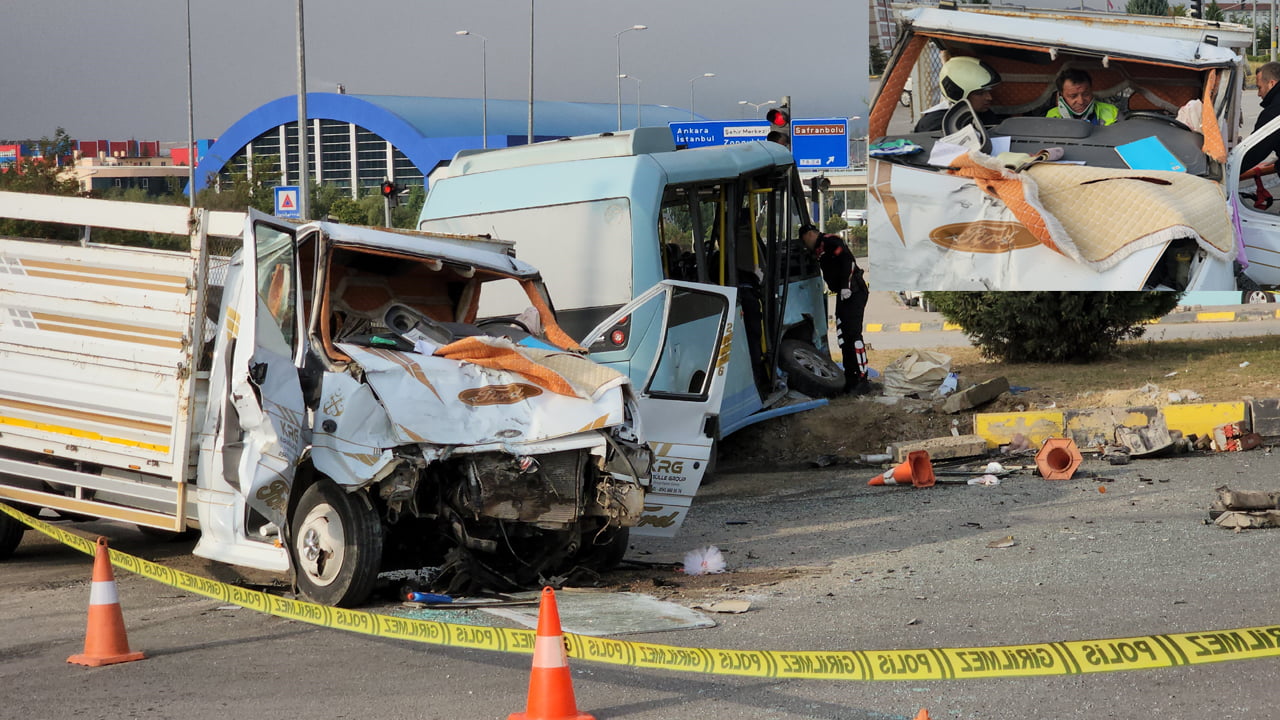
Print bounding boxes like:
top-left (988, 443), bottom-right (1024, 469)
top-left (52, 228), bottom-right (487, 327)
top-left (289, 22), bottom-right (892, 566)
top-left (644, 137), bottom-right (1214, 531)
top-left (1063, 407), bottom-right (1159, 449)
top-left (973, 411), bottom-right (1065, 449)
top-left (1248, 398), bottom-right (1280, 438)
top-left (1162, 402), bottom-right (1246, 441)
top-left (942, 376), bottom-right (1010, 414)
top-left (889, 434), bottom-right (988, 463)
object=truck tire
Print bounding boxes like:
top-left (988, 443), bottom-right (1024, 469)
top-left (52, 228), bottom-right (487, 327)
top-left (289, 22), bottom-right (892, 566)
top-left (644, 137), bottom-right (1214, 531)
top-left (1242, 290), bottom-right (1275, 304)
top-left (778, 339), bottom-right (845, 398)
top-left (0, 506), bottom-right (26, 560)
top-left (580, 526), bottom-right (629, 570)
top-left (290, 480), bottom-right (383, 607)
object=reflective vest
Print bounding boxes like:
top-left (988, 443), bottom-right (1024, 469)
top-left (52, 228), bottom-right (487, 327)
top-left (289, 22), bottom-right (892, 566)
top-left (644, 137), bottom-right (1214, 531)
top-left (1047, 101), bottom-right (1119, 126)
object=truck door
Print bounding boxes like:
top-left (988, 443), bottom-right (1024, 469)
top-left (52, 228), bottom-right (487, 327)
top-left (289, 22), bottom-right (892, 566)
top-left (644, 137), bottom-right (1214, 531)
top-left (582, 280), bottom-right (736, 537)
top-left (196, 210), bottom-right (306, 568)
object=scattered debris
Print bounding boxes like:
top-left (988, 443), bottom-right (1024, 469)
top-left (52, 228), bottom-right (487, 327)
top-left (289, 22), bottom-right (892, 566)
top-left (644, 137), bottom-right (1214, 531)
top-left (1104, 451), bottom-right (1132, 465)
top-left (1212, 423), bottom-right (1263, 452)
top-left (691, 599), bottom-right (751, 614)
top-left (986, 536), bottom-right (1017, 549)
top-left (942, 376), bottom-right (1011, 414)
top-left (1207, 485), bottom-right (1280, 530)
top-left (882, 349), bottom-right (953, 398)
top-left (1114, 415), bottom-right (1175, 457)
top-left (683, 546), bottom-right (727, 576)
top-left (1001, 433), bottom-right (1032, 453)
top-left (887, 434), bottom-right (987, 463)
top-left (966, 475), bottom-right (1001, 486)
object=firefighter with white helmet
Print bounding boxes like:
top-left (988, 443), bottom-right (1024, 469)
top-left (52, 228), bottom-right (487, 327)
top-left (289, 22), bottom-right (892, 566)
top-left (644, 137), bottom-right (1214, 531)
top-left (914, 56), bottom-right (1003, 132)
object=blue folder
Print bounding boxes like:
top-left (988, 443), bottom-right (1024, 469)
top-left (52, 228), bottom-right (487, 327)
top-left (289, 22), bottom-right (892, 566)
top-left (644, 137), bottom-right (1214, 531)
top-left (1115, 136), bottom-right (1186, 172)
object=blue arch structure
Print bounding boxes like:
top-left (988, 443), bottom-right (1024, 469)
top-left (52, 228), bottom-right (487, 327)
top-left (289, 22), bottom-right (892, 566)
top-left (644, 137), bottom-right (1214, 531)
top-left (192, 93), bottom-right (700, 194)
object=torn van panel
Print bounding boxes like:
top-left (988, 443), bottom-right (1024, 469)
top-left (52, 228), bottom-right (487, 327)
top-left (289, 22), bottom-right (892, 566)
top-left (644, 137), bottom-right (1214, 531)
top-left (870, 5), bottom-right (1260, 291)
top-left (335, 341), bottom-right (627, 448)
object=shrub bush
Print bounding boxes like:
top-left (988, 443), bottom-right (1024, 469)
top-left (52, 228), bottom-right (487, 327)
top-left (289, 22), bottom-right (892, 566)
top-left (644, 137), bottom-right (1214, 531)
top-left (923, 291), bottom-right (1183, 362)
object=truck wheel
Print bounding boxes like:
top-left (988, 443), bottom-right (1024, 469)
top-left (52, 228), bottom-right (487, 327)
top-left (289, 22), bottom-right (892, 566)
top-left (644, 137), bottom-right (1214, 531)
top-left (290, 480), bottom-right (383, 607)
top-left (778, 339), bottom-right (845, 398)
top-left (580, 526), bottom-right (629, 570)
top-left (0, 507), bottom-right (26, 560)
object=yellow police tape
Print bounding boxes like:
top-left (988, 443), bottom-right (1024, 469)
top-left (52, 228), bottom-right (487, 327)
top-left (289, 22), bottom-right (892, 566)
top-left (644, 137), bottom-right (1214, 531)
top-left (5, 502), bottom-right (1280, 680)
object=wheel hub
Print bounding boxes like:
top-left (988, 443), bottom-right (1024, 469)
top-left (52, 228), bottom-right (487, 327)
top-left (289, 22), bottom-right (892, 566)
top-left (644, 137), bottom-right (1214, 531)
top-left (295, 503), bottom-right (344, 587)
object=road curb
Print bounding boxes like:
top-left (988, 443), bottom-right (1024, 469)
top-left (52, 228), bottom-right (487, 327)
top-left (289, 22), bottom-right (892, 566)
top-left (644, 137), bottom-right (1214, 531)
top-left (866, 307), bottom-right (1280, 334)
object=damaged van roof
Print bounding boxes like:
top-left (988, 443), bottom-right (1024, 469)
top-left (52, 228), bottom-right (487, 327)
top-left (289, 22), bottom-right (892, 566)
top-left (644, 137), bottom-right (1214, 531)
top-left (901, 7), bottom-right (1241, 67)
top-left (310, 221), bottom-right (535, 277)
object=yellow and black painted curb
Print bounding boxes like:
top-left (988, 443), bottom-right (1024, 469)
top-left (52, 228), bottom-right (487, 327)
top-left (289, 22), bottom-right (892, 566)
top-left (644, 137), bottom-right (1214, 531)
top-left (974, 400), bottom-right (1271, 449)
top-left (865, 306), bottom-right (1280, 334)
top-left (5, 502), bottom-right (1279, 681)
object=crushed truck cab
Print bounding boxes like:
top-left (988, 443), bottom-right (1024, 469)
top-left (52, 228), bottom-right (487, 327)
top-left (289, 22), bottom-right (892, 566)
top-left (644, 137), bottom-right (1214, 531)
top-left (870, 5), bottom-right (1280, 291)
top-left (0, 192), bottom-right (688, 607)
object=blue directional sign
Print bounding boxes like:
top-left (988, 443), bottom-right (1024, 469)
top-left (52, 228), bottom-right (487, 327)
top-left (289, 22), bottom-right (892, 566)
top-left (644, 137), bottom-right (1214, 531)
top-left (669, 120), bottom-right (770, 147)
top-left (791, 118), bottom-right (849, 169)
top-left (274, 186), bottom-right (300, 219)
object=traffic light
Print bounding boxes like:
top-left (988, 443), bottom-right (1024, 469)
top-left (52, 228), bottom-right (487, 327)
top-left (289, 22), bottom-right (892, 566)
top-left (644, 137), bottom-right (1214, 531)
top-left (381, 180), bottom-right (402, 209)
top-left (1189, 0), bottom-right (1202, 16)
top-left (808, 175), bottom-right (830, 203)
top-left (766, 95), bottom-right (791, 146)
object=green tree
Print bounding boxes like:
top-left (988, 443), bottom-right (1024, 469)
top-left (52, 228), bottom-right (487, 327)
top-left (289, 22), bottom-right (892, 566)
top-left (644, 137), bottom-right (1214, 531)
top-left (1204, 0), bottom-right (1225, 21)
top-left (1127, 0), bottom-right (1169, 15)
top-left (923, 291), bottom-right (1183, 362)
top-left (194, 154), bottom-right (280, 214)
top-left (824, 214), bottom-right (848, 234)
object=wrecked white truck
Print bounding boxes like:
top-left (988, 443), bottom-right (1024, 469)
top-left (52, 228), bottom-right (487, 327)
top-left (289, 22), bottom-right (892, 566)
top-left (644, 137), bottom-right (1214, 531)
top-left (870, 5), bottom-right (1280, 291)
top-left (0, 191), bottom-right (658, 606)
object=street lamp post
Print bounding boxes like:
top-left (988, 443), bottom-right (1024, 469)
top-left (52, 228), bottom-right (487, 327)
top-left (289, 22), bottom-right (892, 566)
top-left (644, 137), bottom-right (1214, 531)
top-left (614, 25), bottom-right (647, 131)
top-left (619, 74), bottom-right (641, 128)
top-left (737, 99), bottom-right (775, 118)
top-left (295, 0), bottom-right (309, 221)
top-left (455, 30), bottom-right (489, 148)
top-left (688, 72), bottom-right (715, 120)
top-left (528, 0), bottom-right (534, 144)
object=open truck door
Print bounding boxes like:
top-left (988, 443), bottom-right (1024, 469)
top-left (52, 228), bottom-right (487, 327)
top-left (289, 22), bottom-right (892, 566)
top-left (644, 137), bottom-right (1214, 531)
top-left (583, 280), bottom-right (735, 537)
top-left (195, 210), bottom-right (307, 571)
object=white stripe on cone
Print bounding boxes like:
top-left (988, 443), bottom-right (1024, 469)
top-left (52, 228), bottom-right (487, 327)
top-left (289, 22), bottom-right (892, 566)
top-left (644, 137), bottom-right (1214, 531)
top-left (531, 635), bottom-right (568, 669)
top-left (89, 580), bottom-right (119, 606)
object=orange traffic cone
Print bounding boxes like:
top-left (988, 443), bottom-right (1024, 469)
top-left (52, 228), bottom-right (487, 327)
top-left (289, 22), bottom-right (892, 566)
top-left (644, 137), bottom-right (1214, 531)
top-left (67, 536), bottom-right (145, 667)
top-left (868, 450), bottom-right (935, 488)
top-left (509, 587), bottom-right (594, 720)
top-left (914, 710), bottom-right (931, 720)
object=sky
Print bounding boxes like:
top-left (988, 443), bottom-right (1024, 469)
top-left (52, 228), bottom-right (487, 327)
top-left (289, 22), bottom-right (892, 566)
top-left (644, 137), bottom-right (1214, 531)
top-left (2, 0), bottom-right (869, 144)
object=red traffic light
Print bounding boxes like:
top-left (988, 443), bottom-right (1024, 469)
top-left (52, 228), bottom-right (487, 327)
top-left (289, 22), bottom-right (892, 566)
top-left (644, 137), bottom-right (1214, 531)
top-left (380, 181), bottom-right (396, 198)
top-left (766, 108), bottom-right (790, 127)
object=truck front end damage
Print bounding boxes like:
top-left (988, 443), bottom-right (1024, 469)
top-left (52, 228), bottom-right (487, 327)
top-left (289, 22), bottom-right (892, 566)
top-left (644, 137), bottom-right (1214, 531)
top-left (308, 339), bottom-right (651, 596)
top-left (199, 217), bottom-right (656, 606)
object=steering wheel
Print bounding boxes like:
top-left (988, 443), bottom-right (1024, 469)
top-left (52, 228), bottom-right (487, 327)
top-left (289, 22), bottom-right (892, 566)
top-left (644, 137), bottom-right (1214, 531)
top-left (477, 317), bottom-right (534, 335)
top-left (1122, 110), bottom-right (1193, 132)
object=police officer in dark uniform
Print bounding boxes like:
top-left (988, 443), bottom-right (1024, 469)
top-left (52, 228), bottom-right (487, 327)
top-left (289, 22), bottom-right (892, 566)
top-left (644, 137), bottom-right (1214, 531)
top-left (799, 224), bottom-right (870, 394)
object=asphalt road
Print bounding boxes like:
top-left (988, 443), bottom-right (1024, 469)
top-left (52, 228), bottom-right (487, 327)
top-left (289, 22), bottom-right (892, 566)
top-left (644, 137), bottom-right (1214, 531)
top-left (4, 448), bottom-right (1279, 719)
